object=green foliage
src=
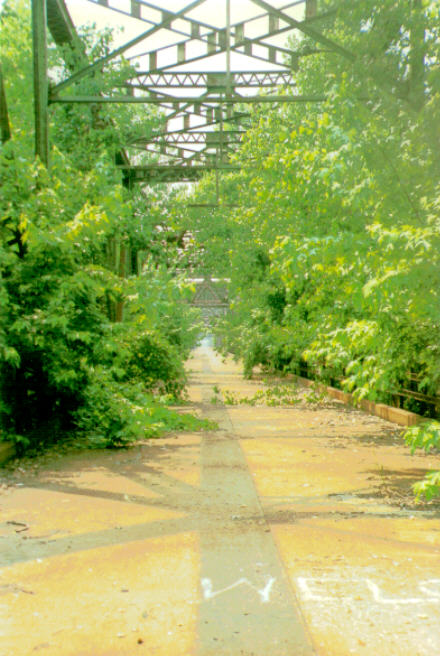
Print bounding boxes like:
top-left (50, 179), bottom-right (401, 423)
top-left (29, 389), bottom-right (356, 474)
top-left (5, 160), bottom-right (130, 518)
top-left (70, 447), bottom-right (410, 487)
top-left (214, 383), bottom-right (299, 407)
top-left (0, 6), bottom-right (204, 452)
top-left (404, 419), bottom-right (440, 501)
top-left (0, 151), bottom-right (201, 449)
top-left (131, 331), bottom-right (184, 396)
top-left (404, 421), bottom-right (440, 456)
top-left (184, 1), bottom-right (440, 499)
top-left (102, 325), bottom-right (187, 398)
top-left (412, 472), bottom-right (440, 502)
top-left (73, 372), bottom-right (211, 449)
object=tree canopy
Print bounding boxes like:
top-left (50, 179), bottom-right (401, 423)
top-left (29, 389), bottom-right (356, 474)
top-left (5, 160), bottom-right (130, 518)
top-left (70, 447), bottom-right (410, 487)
top-left (0, 0), bottom-right (207, 451)
top-left (177, 0), bottom-right (440, 498)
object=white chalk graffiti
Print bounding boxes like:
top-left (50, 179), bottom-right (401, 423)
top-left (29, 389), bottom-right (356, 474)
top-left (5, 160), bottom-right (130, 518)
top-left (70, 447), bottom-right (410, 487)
top-left (201, 576), bottom-right (276, 603)
top-left (419, 579), bottom-right (440, 598)
top-left (297, 576), bottom-right (440, 606)
top-left (366, 580), bottom-right (440, 605)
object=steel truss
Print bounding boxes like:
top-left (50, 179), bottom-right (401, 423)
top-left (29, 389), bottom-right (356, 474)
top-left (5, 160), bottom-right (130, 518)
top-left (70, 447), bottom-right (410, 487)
top-left (33, 0), bottom-right (345, 183)
top-left (125, 71), bottom-right (296, 90)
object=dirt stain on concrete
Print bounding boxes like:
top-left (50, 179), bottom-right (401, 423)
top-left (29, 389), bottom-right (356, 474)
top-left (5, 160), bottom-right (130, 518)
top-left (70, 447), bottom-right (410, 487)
top-left (1, 344), bottom-right (440, 655)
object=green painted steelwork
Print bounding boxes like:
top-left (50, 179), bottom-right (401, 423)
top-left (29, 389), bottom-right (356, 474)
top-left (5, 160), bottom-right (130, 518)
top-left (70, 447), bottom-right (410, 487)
top-left (0, 63), bottom-right (11, 144)
top-left (32, 0), bottom-right (341, 183)
top-left (32, 0), bottom-right (49, 166)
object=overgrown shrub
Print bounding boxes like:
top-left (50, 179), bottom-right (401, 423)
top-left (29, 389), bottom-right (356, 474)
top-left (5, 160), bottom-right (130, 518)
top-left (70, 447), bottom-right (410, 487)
top-left (404, 421), bottom-right (440, 501)
top-left (0, 4), bottom-right (204, 452)
top-left (73, 371), bottom-right (207, 449)
top-left (187, 1), bottom-right (440, 498)
top-left (128, 330), bottom-right (186, 397)
top-left (96, 322), bottom-right (188, 398)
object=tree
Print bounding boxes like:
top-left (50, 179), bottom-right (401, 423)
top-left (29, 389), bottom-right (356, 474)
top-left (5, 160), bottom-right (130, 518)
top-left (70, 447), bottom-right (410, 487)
top-left (0, 1), bottom-right (205, 450)
top-left (185, 0), bottom-right (440, 497)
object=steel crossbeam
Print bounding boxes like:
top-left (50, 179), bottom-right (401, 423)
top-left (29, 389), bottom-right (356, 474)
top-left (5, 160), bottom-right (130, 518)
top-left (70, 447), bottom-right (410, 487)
top-left (141, 146), bottom-right (235, 167)
top-left (86, 0), bottom-right (303, 56)
top-left (52, 94), bottom-right (325, 104)
top-left (52, 0), bottom-right (208, 94)
top-left (162, 132), bottom-right (242, 144)
top-left (119, 163), bottom-right (240, 184)
top-left (135, 132), bottom-right (242, 147)
top-left (130, 113), bottom-right (249, 147)
top-left (124, 71), bottom-right (296, 90)
top-left (84, 0), bottom-right (332, 71)
top-left (124, 17), bottom-right (307, 74)
top-left (40, 0), bottom-right (338, 184)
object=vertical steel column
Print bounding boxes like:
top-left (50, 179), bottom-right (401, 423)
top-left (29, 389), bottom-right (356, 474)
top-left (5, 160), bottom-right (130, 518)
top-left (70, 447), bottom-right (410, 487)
top-left (409, 0), bottom-right (425, 110)
top-left (305, 0), bottom-right (317, 19)
top-left (219, 98), bottom-right (224, 170)
top-left (215, 166), bottom-right (220, 202)
top-left (218, 0), bottom-right (231, 195)
top-left (226, 0), bottom-right (231, 99)
top-left (32, 0), bottom-right (49, 166)
top-left (0, 63), bottom-right (11, 143)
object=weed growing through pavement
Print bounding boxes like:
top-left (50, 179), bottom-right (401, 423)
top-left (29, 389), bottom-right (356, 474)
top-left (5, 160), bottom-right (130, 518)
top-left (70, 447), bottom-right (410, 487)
top-left (211, 384), bottom-right (300, 407)
top-left (304, 389), bottom-right (327, 404)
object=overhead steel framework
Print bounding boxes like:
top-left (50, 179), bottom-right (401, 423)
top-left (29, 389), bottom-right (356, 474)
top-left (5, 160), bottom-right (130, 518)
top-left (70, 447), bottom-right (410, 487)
top-left (31, 0), bottom-right (345, 183)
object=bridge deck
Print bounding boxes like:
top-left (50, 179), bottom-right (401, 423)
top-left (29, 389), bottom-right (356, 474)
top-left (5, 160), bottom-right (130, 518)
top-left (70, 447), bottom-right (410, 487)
top-left (1, 344), bottom-right (440, 655)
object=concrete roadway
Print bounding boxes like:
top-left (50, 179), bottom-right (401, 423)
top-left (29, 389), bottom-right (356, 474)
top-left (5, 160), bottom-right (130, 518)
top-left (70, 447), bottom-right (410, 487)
top-left (1, 343), bottom-right (440, 655)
